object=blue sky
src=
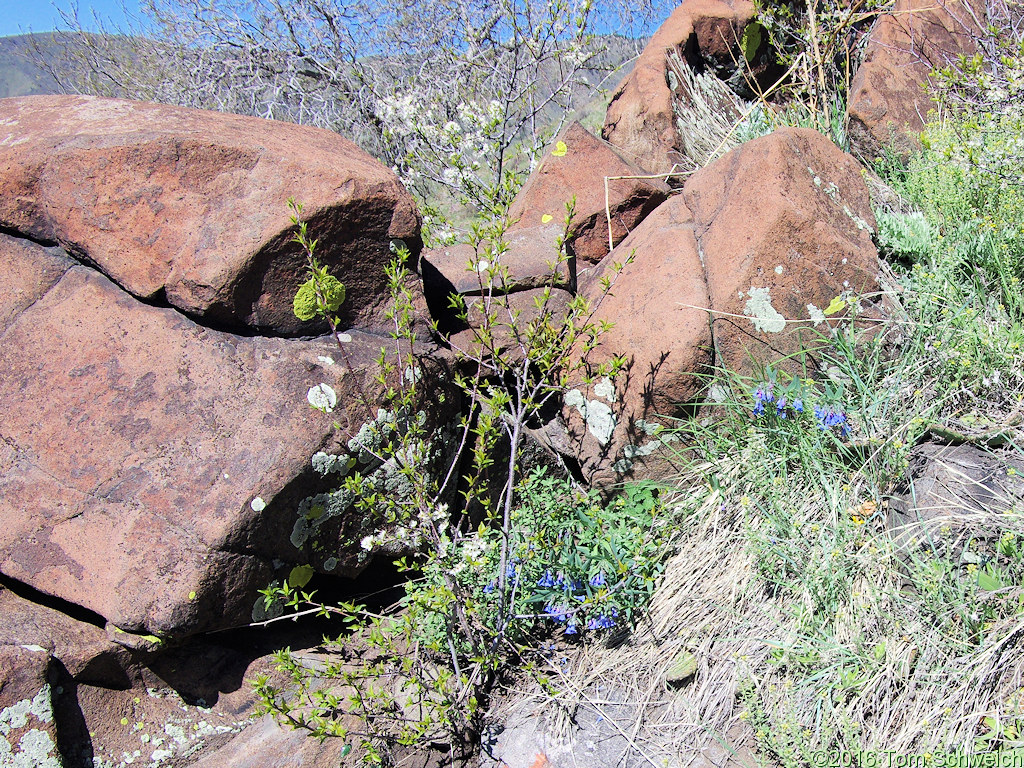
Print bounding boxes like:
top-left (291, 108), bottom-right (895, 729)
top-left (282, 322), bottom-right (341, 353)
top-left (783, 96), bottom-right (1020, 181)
top-left (0, 0), bottom-right (662, 41)
top-left (0, 0), bottom-right (143, 38)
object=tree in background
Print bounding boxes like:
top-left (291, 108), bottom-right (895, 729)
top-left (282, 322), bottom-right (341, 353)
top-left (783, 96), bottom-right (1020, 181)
top-left (43, 0), bottom-right (672, 230)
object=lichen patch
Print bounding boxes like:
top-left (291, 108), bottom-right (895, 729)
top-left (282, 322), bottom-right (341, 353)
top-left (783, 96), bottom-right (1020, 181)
top-left (743, 287), bottom-right (786, 333)
top-left (565, 389), bottom-right (616, 445)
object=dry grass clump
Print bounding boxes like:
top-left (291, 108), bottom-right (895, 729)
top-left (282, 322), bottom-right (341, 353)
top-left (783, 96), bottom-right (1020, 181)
top-left (521, 442), bottom-right (1024, 765)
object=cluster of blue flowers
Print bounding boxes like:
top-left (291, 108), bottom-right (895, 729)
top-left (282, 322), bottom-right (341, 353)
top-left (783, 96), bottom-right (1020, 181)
top-left (751, 382), bottom-right (850, 437)
top-left (484, 559), bottom-right (622, 635)
top-left (586, 609), bottom-right (619, 630)
top-left (483, 559), bottom-right (521, 593)
top-left (752, 383), bottom-right (803, 419)
top-left (537, 570), bottom-right (617, 635)
top-left (814, 405), bottom-right (851, 437)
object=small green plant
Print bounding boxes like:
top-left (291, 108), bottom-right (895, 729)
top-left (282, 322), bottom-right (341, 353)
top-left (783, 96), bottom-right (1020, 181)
top-left (254, 197), bottom-right (644, 765)
top-left (874, 210), bottom-right (939, 263)
top-left (402, 467), bottom-right (667, 646)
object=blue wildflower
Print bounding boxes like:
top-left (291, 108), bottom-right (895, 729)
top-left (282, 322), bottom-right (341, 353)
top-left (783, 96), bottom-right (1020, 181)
top-left (565, 622), bottom-right (578, 635)
top-left (589, 571), bottom-right (607, 588)
top-left (793, 399), bottom-right (804, 414)
top-left (544, 603), bottom-right (568, 623)
top-left (776, 396), bottom-right (787, 418)
top-left (752, 385), bottom-right (776, 418)
top-left (587, 614), bottom-right (617, 630)
top-left (564, 578), bottom-right (584, 593)
top-left (814, 406), bottom-right (851, 437)
top-left (483, 581), bottom-right (495, 594)
top-left (537, 570), bottom-right (556, 588)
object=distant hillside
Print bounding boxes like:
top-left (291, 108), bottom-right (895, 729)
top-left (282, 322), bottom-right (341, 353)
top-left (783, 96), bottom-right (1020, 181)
top-left (0, 34), bottom-right (67, 97)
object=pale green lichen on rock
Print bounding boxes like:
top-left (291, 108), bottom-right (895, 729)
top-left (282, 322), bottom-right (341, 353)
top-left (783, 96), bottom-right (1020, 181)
top-left (743, 287), bottom-right (787, 333)
top-left (634, 419), bottom-right (662, 437)
top-left (614, 430), bottom-right (679, 474)
top-left (2, 729), bottom-right (61, 768)
top-left (306, 383), bottom-right (338, 413)
top-left (593, 376), bottom-right (617, 403)
top-left (291, 487), bottom-right (356, 548)
top-left (565, 388), bottom-right (616, 445)
top-left (0, 687), bottom-right (53, 735)
top-left (0, 686), bottom-right (60, 768)
top-left (311, 451), bottom-right (355, 476)
top-left (348, 408), bottom-right (398, 464)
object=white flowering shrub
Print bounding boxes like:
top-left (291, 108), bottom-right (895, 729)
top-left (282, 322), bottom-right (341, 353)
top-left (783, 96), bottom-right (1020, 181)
top-left (41, 0), bottom-right (674, 228)
top-left (249, 200), bottom-right (666, 765)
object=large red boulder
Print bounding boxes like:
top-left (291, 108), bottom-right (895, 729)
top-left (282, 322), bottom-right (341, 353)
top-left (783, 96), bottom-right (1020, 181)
top-left (682, 128), bottom-right (881, 375)
top-left (602, 0), bottom-right (758, 176)
top-left (508, 122), bottom-right (670, 265)
top-left (0, 231), bottom-right (448, 640)
top-left (563, 195), bottom-right (714, 485)
top-left (847, 0), bottom-right (983, 159)
top-left (0, 95), bottom-right (420, 334)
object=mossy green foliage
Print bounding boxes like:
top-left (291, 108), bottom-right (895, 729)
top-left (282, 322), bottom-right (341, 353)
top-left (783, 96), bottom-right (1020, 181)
top-left (293, 273), bottom-right (345, 321)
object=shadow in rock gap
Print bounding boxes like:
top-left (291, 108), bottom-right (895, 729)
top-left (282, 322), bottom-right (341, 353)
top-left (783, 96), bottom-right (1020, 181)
top-left (145, 556), bottom-right (409, 708)
top-left (51, 661), bottom-right (96, 768)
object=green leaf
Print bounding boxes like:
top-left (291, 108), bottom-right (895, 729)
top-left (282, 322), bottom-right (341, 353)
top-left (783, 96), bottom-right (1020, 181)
top-left (741, 21), bottom-right (763, 63)
top-left (288, 564), bottom-right (315, 589)
top-left (666, 650), bottom-right (697, 684)
top-left (872, 641), bottom-right (886, 661)
top-left (977, 569), bottom-right (1004, 591)
top-left (293, 275), bottom-right (346, 321)
top-left (823, 296), bottom-right (847, 316)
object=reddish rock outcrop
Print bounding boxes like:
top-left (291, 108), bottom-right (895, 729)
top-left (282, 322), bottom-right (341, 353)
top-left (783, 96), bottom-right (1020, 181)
top-left (683, 128), bottom-right (881, 375)
top-left (0, 587), bottom-right (130, 687)
top-left (423, 124), bottom-right (669, 354)
top-left (545, 128), bottom-right (882, 485)
top-left (187, 714), bottom-right (352, 768)
top-left (0, 231), bottom-right (448, 639)
top-left (0, 644), bottom-right (62, 767)
top-left (563, 196), bottom-right (714, 485)
top-left (602, 0), bottom-right (759, 176)
top-left (421, 225), bottom-right (574, 346)
top-left (0, 95), bottom-right (420, 335)
top-left (847, 0), bottom-right (983, 159)
top-left (508, 122), bottom-right (670, 265)
top-left (422, 229), bottom-right (572, 298)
